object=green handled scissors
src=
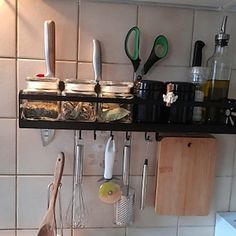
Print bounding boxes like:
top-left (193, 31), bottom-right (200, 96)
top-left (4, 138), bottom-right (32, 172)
top-left (125, 26), bottom-right (168, 81)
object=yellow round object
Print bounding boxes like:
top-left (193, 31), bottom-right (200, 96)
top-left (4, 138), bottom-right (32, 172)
top-left (98, 182), bottom-right (121, 204)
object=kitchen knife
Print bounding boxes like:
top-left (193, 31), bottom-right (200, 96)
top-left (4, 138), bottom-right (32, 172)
top-left (93, 39), bottom-right (102, 94)
top-left (92, 39), bottom-right (102, 83)
top-left (41, 20), bottom-right (56, 146)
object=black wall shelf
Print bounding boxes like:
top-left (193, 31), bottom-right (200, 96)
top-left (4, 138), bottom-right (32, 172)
top-left (19, 91), bottom-right (236, 134)
top-left (19, 119), bottom-right (236, 134)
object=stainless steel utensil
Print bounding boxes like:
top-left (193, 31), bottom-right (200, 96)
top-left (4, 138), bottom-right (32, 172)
top-left (114, 135), bottom-right (135, 226)
top-left (140, 159), bottom-right (148, 210)
top-left (66, 131), bottom-right (87, 228)
top-left (140, 138), bottom-right (151, 210)
top-left (37, 152), bottom-right (65, 236)
top-left (41, 20), bottom-right (56, 146)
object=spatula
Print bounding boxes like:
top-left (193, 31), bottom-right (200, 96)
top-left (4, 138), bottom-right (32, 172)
top-left (37, 152), bottom-right (65, 236)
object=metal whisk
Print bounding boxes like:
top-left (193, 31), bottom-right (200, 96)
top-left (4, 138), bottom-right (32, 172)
top-left (66, 131), bottom-right (87, 228)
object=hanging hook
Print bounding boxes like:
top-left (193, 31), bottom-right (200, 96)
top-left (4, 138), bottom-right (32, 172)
top-left (110, 131), bottom-right (114, 140)
top-left (126, 131), bottom-right (131, 141)
top-left (94, 130), bottom-right (97, 140)
top-left (155, 132), bottom-right (160, 141)
top-left (145, 132), bottom-right (150, 141)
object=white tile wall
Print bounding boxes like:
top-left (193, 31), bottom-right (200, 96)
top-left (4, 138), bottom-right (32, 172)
top-left (193, 10), bottom-right (236, 68)
top-left (214, 135), bottom-right (236, 177)
top-left (0, 119), bottom-right (16, 174)
top-left (18, 0), bottom-right (78, 60)
top-left (17, 128), bottom-right (74, 175)
top-left (17, 176), bottom-right (72, 228)
top-left (131, 176), bottom-right (179, 227)
top-left (79, 1), bottom-right (137, 63)
top-left (0, 177), bottom-right (15, 229)
top-left (0, 0), bottom-right (16, 57)
top-left (138, 5), bottom-right (194, 67)
top-left (0, 0), bottom-right (236, 236)
top-left (0, 59), bottom-right (16, 117)
top-left (0, 231), bottom-right (15, 236)
top-left (78, 63), bottom-right (134, 82)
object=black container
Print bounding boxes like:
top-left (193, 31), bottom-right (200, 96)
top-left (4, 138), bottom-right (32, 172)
top-left (133, 80), bottom-right (166, 123)
top-left (164, 82), bottom-right (195, 124)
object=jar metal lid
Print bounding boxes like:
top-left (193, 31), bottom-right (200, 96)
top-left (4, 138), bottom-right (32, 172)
top-left (135, 80), bottom-right (164, 91)
top-left (26, 77), bottom-right (59, 90)
top-left (64, 79), bottom-right (96, 92)
top-left (100, 81), bottom-right (133, 93)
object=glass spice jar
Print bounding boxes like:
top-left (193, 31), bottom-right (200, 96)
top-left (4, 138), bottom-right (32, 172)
top-left (98, 81), bottom-right (133, 123)
top-left (21, 77), bottom-right (60, 120)
top-left (61, 79), bottom-right (97, 122)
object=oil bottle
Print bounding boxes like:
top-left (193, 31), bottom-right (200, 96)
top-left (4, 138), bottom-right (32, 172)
top-left (206, 16), bottom-right (232, 124)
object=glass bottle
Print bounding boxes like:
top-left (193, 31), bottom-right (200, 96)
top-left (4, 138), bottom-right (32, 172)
top-left (206, 16), bottom-right (232, 123)
top-left (190, 67), bottom-right (208, 123)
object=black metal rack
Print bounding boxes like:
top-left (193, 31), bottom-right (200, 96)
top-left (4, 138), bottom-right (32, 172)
top-left (19, 91), bottom-right (236, 134)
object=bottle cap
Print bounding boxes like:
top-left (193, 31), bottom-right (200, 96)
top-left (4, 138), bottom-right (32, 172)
top-left (215, 16), bottom-right (230, 46)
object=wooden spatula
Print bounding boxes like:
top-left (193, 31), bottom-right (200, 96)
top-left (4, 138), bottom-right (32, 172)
top-left (37, 152), bottom-right (65, 236)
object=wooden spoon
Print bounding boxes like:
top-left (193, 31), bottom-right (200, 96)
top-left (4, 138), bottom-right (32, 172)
top-left (37, 152), bottom-right (65, 236)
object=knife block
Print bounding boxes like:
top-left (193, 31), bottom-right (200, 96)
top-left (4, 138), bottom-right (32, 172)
top-left (154, 135), bottom-right (216, 216)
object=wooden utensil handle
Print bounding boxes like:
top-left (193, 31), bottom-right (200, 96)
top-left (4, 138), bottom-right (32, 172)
top-left (48, 152), bottom-right (65, 209)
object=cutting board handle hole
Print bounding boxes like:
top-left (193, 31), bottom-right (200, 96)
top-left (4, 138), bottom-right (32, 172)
top-left (187, 142), bottom-right (192, 147)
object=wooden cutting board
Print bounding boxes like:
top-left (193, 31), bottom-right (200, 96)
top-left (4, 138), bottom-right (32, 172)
top-left (155, 136), bottom-right (216, 216)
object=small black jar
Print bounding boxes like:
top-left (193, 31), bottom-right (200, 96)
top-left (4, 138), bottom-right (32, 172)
top-left (133, 80), bottom-right (166, 123)
top-left (164, 82), bottom-right (195, 124)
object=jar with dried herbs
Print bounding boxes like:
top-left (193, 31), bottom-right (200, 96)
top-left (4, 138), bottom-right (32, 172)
top-left (61, 79), bottom-right (97, 122)
top-left (21, 77), bottom-right (60, 121)
top-left (98, 81), bottom-right (133, 123)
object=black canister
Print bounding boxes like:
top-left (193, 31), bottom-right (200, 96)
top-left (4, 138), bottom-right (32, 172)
top-left (133, 80), bottom-right (165, 123)
top-left (164, 82), bottom-right (195, 123)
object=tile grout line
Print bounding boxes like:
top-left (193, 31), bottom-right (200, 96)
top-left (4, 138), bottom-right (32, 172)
top-left (75, 0), bottom-right (80, 80)
top-left (188, 8), bottom-right (196, 67)
top-left (15, 0), bottom-right (18, 234)
top-left (0, 57), bottom-right (213, 69)
top-left (77, 0), bottom-right (82, 80)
